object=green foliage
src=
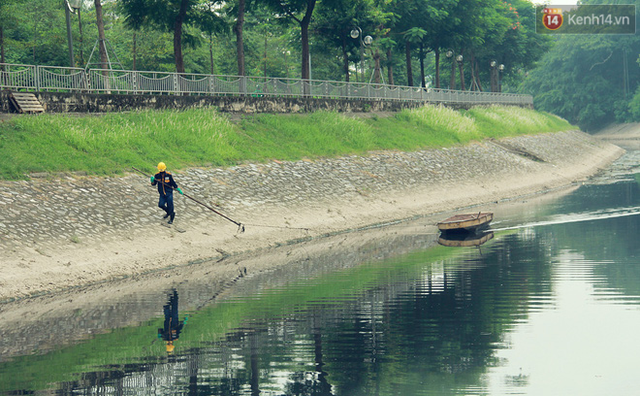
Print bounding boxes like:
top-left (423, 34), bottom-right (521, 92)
top-left (0, 0), bottom-right (551, 90)
top-left (521, 0), bottom-right (640, 131)
top-left (2, 0), bottom-right (70, 66)
top-left (386, 0), bottom-right (551, 90)
top-left (0, 106), bottom-right (573, 180)
top-left (312, 0), bottom-right (388, 82)
top-left (118, 0), bottom-right (227, 71)
top-left (628, 86), bottom-right (640, 121)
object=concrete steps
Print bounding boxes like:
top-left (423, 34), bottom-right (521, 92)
top-left (8, 92), bottom-right (44, 114)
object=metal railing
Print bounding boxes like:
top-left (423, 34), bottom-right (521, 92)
top-left (0, 63), bottom-right (533, 105)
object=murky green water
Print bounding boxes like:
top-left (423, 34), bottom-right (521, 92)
top-left (3, 151), bottom-right (640, 395)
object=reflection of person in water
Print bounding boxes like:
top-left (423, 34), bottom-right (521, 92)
top-left (157, 289), bottom-right (187, 353)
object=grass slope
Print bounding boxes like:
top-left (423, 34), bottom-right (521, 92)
top-left (0, 105), bottom-right (573, 180)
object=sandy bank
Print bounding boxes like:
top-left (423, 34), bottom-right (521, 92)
top-left (595, 122), bottom-right (640, 150)
top-left (0, 130), bottom-right (624, 302)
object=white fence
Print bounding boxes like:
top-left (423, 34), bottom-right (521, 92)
top-left (0, 63), bottom-right (533, 105)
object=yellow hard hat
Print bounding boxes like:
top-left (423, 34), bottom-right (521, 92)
top-left (157, 162), bottom-right (167, 171)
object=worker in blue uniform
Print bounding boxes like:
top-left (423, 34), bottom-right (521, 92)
top-left (157, 289), bottom-right (188, 354)
top-left (151, 162), bottom-right (183, 224)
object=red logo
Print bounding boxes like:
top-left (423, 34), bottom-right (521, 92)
top-left (542, 8), bottom-right (563, 30)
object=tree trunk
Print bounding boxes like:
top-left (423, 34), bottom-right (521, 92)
top-left (0, 25), bottom-right (5, 67)
top-left (300, 0), bottom-right (316, 95)
top-left (435, 48), bottom-right (440, 88)
top-left (301, 23), bottom-right (310, 81)
top-left (32, 10), bottom-right (37, 63)
top-left (373, 49), bottom-right (381, 84)
top-left (78, 8), bottom-right (85, 66)
top-left (469, 55), bottom-right (476, 91)
top-left (209, 34), bottom-right (214, 75)
top-left (173, 0), bottom-right (189, 73)
top-left (475, 60), bottom-right (483, 91)
top-left (0, 24), bottom-right (6, 87)
top-left (492, 65), bottom-right (498, 92)
top-left (405, 41), bottom-right (413, 86)
top-left (342, 37), bottom-right (349, 82)
top-left (132, 32), bottom-right (137, 71)
top-left (387, 48), bottom-right (394, 86)
top-left (300, 0), bottom-right (317, 82)
top-left (450, 58), bottom-right (455, 89)
top-left (263, 34), bottom-right (268, 77)
top-left (65, 2), bottom-right (74, 67)
top-left (458, 51), bottom-right (465, 91)
top-left (419, 43), bottom-right (426, 88)
top-left (233, 0), bottom-right (246, 76)
top-left (94, 0), bottom-right (108, 71)
top-left (471, 54), bottom-right (483, 91)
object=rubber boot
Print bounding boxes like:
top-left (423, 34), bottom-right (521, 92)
top-left (168, 212), bottom-right (175, 224)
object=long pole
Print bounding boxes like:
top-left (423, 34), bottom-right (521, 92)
top-left (132, 167), bottom-right (245, 232)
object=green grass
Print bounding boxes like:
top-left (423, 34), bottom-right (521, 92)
top-left (0, 105), bottom-right (574, 180)
top-left (463, 106), bottom-right (572, 138)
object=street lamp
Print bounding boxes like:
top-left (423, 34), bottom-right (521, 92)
top-left (283, 50), bottom-right (290, 78)
top-left (350, 27), bottom-right (373, 82)
top-left (490, 60), bottom-right (497, 92)
top-left (456, 54), bottom-right (465, 91)
top-left (67, 0), bottom-right (83, 8)
top-left (446, 50), bottom-right (455, 89)
top-left (498, 63), bottom-right (505, 92)
top-left (64, 0), bottom-right (83, 68)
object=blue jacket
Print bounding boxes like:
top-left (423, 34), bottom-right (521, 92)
top-left (152, 171), bottom-right (178, 196)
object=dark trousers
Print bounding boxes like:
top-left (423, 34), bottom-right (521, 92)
top-left (158, 193), bottom-right (174, 215)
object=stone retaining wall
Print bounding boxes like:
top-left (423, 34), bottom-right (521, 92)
top-left (0, 90), bottom-right (532, 114)
top-left (0, 130), bottom-right (621, 256)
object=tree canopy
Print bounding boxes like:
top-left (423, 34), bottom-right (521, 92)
top-left (521, 0), bottom-right (640, 131)
top-left (7, 0), bottom-right (640, 132)
top-left (0, 0), bottom-right (553, 89)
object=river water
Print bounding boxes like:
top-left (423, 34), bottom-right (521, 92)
top-left (3, 150), bottom-right (640, 396)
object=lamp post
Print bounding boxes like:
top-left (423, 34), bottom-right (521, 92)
top-left (64, 0), bottom-right (83, 68)
top-left (498, 63), bottom-right (505, 92)
top-left (446, 50), bottom-right (455, 89)
top-left (350, 27), bottom-right (373, 82)
top-left (284, 50), bottom-right (290, 78)
top-left (490, 60), bottom-right (497, 92)
top-left (456, 54), bottom-right (465, 91)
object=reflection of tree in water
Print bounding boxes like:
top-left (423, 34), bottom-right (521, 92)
top-left (193, 233), bottom-right (554, 396)
top-left (50, 233), bottom-right (554, 395)
top-left (552, 180), bottom-right (640, 296)
top-left (209, 321), bottom-right (335, 396)
top-left (284, 332), bottom-right (334, 396)
top-left (316, 234), bottom-right (554, 395)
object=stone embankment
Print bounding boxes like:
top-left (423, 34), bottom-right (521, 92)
top-left (0, 130), bottom-right (624, 301)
